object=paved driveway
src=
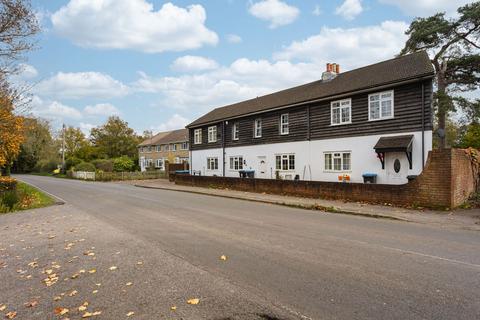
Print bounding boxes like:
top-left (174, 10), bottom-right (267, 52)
top-left (2, 175), bottom-right (479, 320)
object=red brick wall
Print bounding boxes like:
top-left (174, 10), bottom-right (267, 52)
top-left (173, 149), bottom-right (478, 209)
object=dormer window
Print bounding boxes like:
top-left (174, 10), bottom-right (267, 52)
top-left (331, 99), bottom-right (351, 125)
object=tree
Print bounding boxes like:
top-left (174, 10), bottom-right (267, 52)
top-left (0, 0), bottom-right (40, 76)
top-left (90, 116), bottom-right (141, 158)
top-left (0, 96), bottom-right (24, 175)
top-left (400, 2), bottom-right (480, 148)
top-left (63, 126), bottom-right (88, 158)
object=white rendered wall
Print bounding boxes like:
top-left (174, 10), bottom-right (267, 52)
top-left (191, 130), bottom-right (432, 184)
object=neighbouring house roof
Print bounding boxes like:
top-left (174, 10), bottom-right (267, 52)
top-left (138, 129), bottom-right (188, 147)
top-left (187, 51), bottom-right (434, 128)
top-left (374, 135), bottom-right (414, 153)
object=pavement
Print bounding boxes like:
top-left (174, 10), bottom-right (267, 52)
top-left (1, 174), bottom-right (479, 320)
top-left (132, 178), bottom-right (480, 231)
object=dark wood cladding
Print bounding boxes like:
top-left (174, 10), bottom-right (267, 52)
top-left (190, 80), bottom-right (433, 151)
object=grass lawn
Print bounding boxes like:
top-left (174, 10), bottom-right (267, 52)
top-left (0, 181), bottom-right (56, 213)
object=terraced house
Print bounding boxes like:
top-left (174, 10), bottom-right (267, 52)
top-left (138, 129), bottom-right (189, 172)
top-left (187, 51), bottom-right (434, 185)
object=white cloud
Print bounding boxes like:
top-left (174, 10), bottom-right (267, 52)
top-left (134, 58), bottom-right (322, 112)
top-left (249, 0), bottom-right (300, 29)
top-left (312, 5), bottom-right (322, 16)
top-left (335, 0), bottom-right (363, 20)
top-left (51, 0), bottom-right (218, 53)
top-left (79, 122), bottom-right (96, 136)
top-left (226, 34), bottom-right (242, 44)
top-left (35, 72), bottom-right (129, 100)
top-left (84, 103), bottom-right (120, 116)
top-left (153, 114), bottom-right (190, 132)
top-left (30, 96), bottom-right (83, 121)
top-left (274, 21), bottom-right (409, 70)
top-left (18, 64), bottom-right (38, 79)
top-left (378, 0), bottom-right (471, 17)
top-left (171, 56), bottom-right (219, 73)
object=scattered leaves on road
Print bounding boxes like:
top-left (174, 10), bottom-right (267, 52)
top-left (171, 306), bottom-right (177, 311)
top-left (187, 298), bottom-right (200, 305)
top-left (54, 307), bottom-right (69, 315)
top-left (24, 300), bottom-right (38, 308)
top-left (5, 311), bottom-right (17, 319)
top-left (82, 311), bottom-right (102, 318)
top-left (126, 311), bottom-right (135, 317)
top-left (220, 255), bottom-right (227, 261)
top-left (109, 266), bottom-right (117, 271)
top-left (0, 305), bottom-right (6, 312)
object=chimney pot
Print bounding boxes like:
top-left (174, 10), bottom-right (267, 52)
top-left (336, 64), bottom-right (340, 73)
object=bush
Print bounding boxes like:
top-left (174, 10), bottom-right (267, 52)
top-left (66, 157), bottom-right (82, 170)
top-left (0, 190), bottom-right (18, 211)
top-left (92, 159), bottom-right (114, 172)
top-left (74, 162), bottom-right (96, 172)
top-left (34, 159), bottom-right (59, 173)
top-left (113, 156), bottom-right (134, 172)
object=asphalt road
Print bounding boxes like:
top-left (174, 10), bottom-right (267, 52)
top-left (10, 175), bottom-right (480, 319)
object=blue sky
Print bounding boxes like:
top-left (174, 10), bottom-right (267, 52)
top-left (21, 0), bottom-right (471, 134)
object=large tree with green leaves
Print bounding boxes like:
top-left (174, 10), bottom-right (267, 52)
top-left (90, 116), bottom-right (141, 159)
top-left (400, 1), bottom-right (480, 148)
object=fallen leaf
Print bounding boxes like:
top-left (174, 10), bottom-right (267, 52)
top-left (0, 305), bottom-right (6, 311)
top-left (71, 274), bottom-right (79, 279)
top-left (126, 311), bottom-right (135, 317)
top-left (109, 266), bottom-right (117, 271)
top-left (88, 269), bottom-right (96, 274)
top-left (68, 290), bottom-right (78, 297)
top-left (92, 290), bottom-right (98, 294)
top-left (54, 307), bottom-right (69, 315)
top-left (125, 282), bottom-right (133, 286)
top-left (95, 283), bottom-right (101, 287)
top-left (170, 306), bottom-right (177, 311)
top-left (5, 311), bottom-right (16, 319)
top-left (78, 302), bottom-right (88, 312)
top-left (220, 255), bottom-right (227, 261)
top-left (187, 298), bottom-right (200, 305)
top-left (53, 296), bottom-right (62, 301)
top-left (136, 261), bottom-right (143, 265)
top-left (79, 270), bottom-right (86, 274)
top-left (24, 300), bottom-right (38, 308)
top-left (82, 311), bottom-right (101, 318)
top-left (48, 235), bottom-right (56, 239)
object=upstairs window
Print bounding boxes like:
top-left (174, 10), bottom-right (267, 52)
top-left (233, 122), bottom-right (239, 140)
top-left (171, 144), bottom-right (177, 151)
top-left (325, 152), bottom-right (351, 172)
top-left (155, 145), bottom-right (161, 152)
top-left (229, 156), bottom-right (243, 171)
top-left (181, 142), bottom-right (188, 150)
top-left (331, 99), bottom-right (351, 125)
top-left (208, 126), bottom-right (217, 143)
top-left (254, 118), bottom-right (262, 138)
top-left (194, 129), bottom-right (202, 144)
top-left (275, 154), bottom-right (295, 171)
top-left (207, 157), bottom-right (218, 170)
top-left (280, 114), bottom-right (289, 135)
top-left (369, 90), bottom-right (394, 121)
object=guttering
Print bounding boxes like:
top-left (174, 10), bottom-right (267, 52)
top-left (187, 74), bottom-right (435, 128)
top-left (421, 82), bottom-right (425, 169)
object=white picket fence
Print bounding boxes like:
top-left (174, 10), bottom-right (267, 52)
top-left (72, 171), bottom-right (96, 180)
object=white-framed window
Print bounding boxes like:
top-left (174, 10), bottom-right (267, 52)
top-left (324, 152), bottom-right (351, 172)
top-left (331, 99), bottom-right (352, 125)
top-left (207, 157), bottom-right (218, 170)
top-left (275, 154), bottom-right (295, 171)
top-left (208, 126), bottom-right (217, 143)
top-left (232, 122), bottom-right (239, 140)
top-left (181, 142), bottom-right (188, 150)
top-left (164, 144), bottom-right (169, 151)
top-left (155, 145), bottom-right (161, 152)
top-left (146, 159), bottom-right (153, 168)
top-left (171, 144), bottom-right (177, 151)
top-left (155, 159), bottom-right (164, 170)
top-left (229, 156), bottom-right (243, 171)
top-left (280, 113), bottom-right (289, 135)
top-left (194, 129), bottom-right (202, 144)
top-left (369, 90), bottom-right (394, 121)
top-left (254, 118), bottom-right (262, 138)
top-left (147, 146), bottom-right (152, 152)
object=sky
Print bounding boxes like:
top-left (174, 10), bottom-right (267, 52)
top-left (18, 0), bottom-right (474, 135)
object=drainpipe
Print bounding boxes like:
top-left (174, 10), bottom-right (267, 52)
top-left (222, 121), bottom-right (226, 177)
top-left (421, 82), bottom-right (425, 169)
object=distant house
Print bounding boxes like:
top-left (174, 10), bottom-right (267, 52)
top-left (138, 129), bottom-right (189, 172)
top-left (187, 52), bottom-right (434, 185)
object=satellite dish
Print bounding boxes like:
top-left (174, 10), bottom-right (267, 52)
top-left (436, 129), bottom-right (445, 138)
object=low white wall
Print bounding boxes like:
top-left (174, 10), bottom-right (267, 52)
top-left (73, 171), bottom-right (96, 180)
top-left (191, 131), bottom-right (432, 184)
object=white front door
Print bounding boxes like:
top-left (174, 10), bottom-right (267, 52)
top-left (257, 156), bottom-right (267, 179)
top-left (386, 152), bottom-right (408, 184)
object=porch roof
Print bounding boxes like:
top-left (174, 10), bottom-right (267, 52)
top-left (374, 135), bottom-right (414, 153)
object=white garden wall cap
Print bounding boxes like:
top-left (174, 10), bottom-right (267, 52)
top-left (187, 51), bottom-right (434, 128)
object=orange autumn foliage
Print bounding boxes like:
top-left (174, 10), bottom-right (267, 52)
top-left (0, 96), bottom-right (25, 169)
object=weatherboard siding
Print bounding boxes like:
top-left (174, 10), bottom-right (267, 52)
top-left (189, 80), bottom-right (433, 151)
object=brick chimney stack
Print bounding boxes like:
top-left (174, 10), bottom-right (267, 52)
top-left (322, 62), bottom-right (340, 81)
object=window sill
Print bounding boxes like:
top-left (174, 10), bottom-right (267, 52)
top-left (330, 122), bottom-right (352, 126)
top-left (323, 170), bottom-right (352, 173)
top-left (368, 116), bottom-right (394, 122)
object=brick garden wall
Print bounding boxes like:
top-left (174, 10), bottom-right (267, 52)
top-left (173, 149), bottom-right (478, 209)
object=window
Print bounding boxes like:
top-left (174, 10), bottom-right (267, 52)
top-left (155, 159), bottom-right (164, 170)
top-left (181, 142), bottom-right (188, 150)
top-left (254, 118), bottom-right (262, 138)
top-left (207, 157), bottom-right (218, 170)
top-left (147, 146), bottom-right (152, 152)
top-left (280, 114), bottom-right (289, 135)
top-left (156, 145), bottom-right (161, 152)
top-left (275, 154), bottom-right (295, 171)
top-left (229, 156), bottom-right (243, 171)
top-left (146, 159), bottom-right (153, 168)
top-left (194, 129), bottom-right (202, 144)
top-left (324, 152), bottom-right (351, 172)
top-left (331, 99), bottom-right (351, 125)
top-left (164, 145), bottom-right (169, 151)
top-left (369, 90), bottom-right (394, 121)
top-left (171, 144), bottom-right (177, 151)
top-left (208, 126), bottom-right (217, 143)
top-left (232, 122), bottom-right (239, 140)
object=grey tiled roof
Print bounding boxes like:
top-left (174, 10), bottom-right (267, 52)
top-left (188, 51), bottom-right (434, 127)
top-left (139, 129), bottom-right (188, 147)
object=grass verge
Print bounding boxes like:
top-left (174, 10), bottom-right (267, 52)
top-left (0, 181), bottom-right (56, 213)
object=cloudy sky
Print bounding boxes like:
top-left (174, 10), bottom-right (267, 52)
top-left (23, 0), bottom-right (471, 134)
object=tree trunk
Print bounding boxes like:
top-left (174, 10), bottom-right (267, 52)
top-left (437, 73), bottom-right (447, 149)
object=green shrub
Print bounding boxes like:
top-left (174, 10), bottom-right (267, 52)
top-left (66, 157), bottom-right (82, 170)
top-left (113, 156), bottom-right (134, 172)
top-left (92, 159), bottom-right (114, 172)
top-left (34, 159), bottom-right (59, 173)
top-left (74, 162), bottom-right (96, 172)
top-left (0, 190), bottom-right (19, 211)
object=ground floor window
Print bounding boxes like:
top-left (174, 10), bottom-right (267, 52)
top-left (155, 159), bottom-right (164, 170)
top-left (324, 152), bottom-right (351, 171)
top-left (146, 159), bottom-right (153, 168)
top-left (275, 154), bottom-right (295, 171)
top-left (229, 156), bottom-right (243, 171)
top-left (207, 157), bottom-right (218, 170)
